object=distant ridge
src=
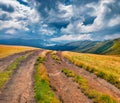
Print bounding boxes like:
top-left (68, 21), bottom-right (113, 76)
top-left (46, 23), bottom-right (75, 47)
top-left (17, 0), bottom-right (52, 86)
top-left (46, 38), bottom-right (120, 55)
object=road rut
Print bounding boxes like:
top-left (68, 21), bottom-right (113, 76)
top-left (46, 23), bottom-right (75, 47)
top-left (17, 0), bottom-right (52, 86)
top-left (0, 50), bottom-right (41, 103)
top-left (58, 52), bottom-right (120, 102)
top-left (44, 53), bottom-right (92, 103)
top-left (0, 50), bottom-right (34, 72)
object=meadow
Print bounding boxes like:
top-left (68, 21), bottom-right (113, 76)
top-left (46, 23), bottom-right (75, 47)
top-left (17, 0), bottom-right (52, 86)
top-left (62, 68), bottom-right (118, 103)
top-left (62, 51), bottom-right (120, 89)
top-left (0, 45), bottom-right (37, 58)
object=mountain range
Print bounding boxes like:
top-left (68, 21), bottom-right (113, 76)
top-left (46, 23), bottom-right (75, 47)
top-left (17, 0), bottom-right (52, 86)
top-left (46, 38), bottom-right (120, 55)
top-left (0, 38), bottom-right (120, 55)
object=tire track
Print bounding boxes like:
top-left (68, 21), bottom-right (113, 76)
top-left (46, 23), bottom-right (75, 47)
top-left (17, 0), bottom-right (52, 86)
top-left (0, 50), bottom-right (41, 103)
top-left (44, 53), bottom-right (92, 103)
top-left (0, 50), bottom-right (34, 72)
top-left (58, 52), bottom-right (120, 102)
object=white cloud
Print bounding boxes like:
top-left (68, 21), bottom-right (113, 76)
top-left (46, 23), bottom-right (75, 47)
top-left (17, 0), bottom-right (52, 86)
top-left (39, 29), bottom-right (55, 35)
top-left (0, 0), bottom-right (40, 32)
top-left (45, 43), bottom-right (56, 46)
top-left (39, 24), bottom-right (56, 35)
top-left (61, 0), bottom-right (117, 34)
top-left (108, 15), bottom-right (120, 27)
top-left (5, 29), bottom-right (16, 34)
top-left (104, 33), bottom-right (120, 40)
top-left (22, 0), bottom-right (28, 3)
top-left (81, 0), bottom-right (114, 32)
top-left (47, 3), bottom-right (74, 23)
top-left (51, 34), bottom-right (92, 41)
top-left (58, 3), bottom-right (74, 19)
top-left (0, 20), bottom-right (26, 30)
top-left (61, 19), bottom-right (84, 34)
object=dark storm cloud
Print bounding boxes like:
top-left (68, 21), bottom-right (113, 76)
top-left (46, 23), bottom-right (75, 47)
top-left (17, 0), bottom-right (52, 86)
top-left (0, 13), bottom-right (10, 20)
top-left (0, 3), bottom-right (14, 13)
top-left (49, 22), bottom-right (69, 29)
top-left (83, 16), bottom-right (96, 25)
top-left (29, 0), bottom-right (73, 17)
top-left (17, 0), bottom-right (29, 6)
top-left (71, 0), bottom-right (99, 5)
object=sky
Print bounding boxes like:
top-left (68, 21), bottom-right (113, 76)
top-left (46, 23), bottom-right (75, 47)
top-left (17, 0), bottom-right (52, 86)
top-left (0, 0), bottom-right (120, 46)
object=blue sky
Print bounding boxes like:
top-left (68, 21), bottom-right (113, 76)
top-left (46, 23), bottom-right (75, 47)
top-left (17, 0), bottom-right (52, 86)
top-left (0, 0), bottom-right (120, 45)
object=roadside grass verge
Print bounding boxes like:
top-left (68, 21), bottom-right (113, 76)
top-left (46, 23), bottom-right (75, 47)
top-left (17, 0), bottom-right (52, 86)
top-left (62, 51), bottom-right (120, 89)
top-left (0, 53), bottom-right (31, 89)
top-left (34, 56), bottom-right (60, 103)
top-left (62, 68), bottom-right (118, 103)
top-left (0, 45), bottom-right (37, 59)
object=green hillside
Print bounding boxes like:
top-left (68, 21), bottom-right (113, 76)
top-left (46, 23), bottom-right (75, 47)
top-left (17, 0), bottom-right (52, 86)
top-left (104, 38), bottom-right (120, 55)
top-left (68, 38), bottom-right (120, 55)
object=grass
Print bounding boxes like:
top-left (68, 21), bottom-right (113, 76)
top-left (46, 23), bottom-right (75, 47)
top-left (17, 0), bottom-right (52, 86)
top-left (0, 53), bottom-right (30, 89)
top-left (62, 51), bottom-right (120, 89)
top-left (105, 38), bottom-right (120, 55)
top-left (62, 68), bottom-right (118, 103)
top-left (0, 45), bottom-right (37, 59)
top-left (51, 52), bottom-right (61, 64)
top-left (34, 56), bottom-right (60, 103)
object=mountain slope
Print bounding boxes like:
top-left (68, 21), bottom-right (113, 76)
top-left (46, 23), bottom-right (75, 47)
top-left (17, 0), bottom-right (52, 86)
top-left (87, 38), bottom-right (120, 55)
top-left (47, 38), bottom-right (120, 55)
top-left (46, 40), bottom-right (98, 51)
top-left (104, 38), bottom-right (120, 55)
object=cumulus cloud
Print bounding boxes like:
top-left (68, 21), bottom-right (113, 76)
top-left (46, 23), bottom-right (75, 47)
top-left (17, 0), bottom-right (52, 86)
top-left (58, 3), bottom-right (73, 19)
top-left (0, 0), bottom-right (40, 32)
top-left (60, 0), bottom-right (120, 41)
top-left (108, 15), bottom-right (120, 27)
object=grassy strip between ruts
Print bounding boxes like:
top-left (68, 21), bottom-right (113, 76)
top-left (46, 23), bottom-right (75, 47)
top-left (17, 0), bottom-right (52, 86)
top-left (0, 52), bottom-right (31, 89)
top-left (34, 56), bottom-right (60, 103)
top-left (62, 68), bottom-right (118, 103)
top-left (51, 52), bottom-right (61, 64)
top-left (62, 52), bottom-right (120, 89)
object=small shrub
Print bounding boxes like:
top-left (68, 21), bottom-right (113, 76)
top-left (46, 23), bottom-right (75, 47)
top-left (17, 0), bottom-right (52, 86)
top-left (35, 56), bottom-right (45, 65)
top-left (62, 68), bottom-right (75, 77)
top-left (94, 94), bottom-right (118, 103)
top-left (52, 54), bottom-right (61, 64)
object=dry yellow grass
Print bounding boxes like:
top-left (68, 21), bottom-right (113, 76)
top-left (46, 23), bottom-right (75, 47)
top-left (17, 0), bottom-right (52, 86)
top-left (62, 51), bottom-right (120, 89)
top-left (0, 45), bottom-right (38, 59)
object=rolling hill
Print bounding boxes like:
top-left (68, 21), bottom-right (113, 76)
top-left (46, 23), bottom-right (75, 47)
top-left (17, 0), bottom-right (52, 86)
top-left (47, 38), bottom-right (120, 55)
top-left (0, 45), bottom-right (38, 59)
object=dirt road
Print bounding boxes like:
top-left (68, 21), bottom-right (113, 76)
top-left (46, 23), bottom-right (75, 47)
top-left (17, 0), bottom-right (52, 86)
top-left (44, 53), bottom-right (92, 103)
top-left (58, 52), bottom-right (120, 102)
top-left (0, 50), bottom-right (34, 72)
top-left (0, 50), bottom-right (120, 103)
top-left (0, 50), bottom-right (41, 103)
